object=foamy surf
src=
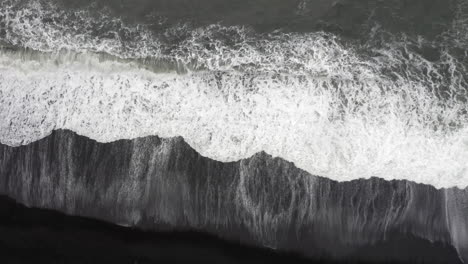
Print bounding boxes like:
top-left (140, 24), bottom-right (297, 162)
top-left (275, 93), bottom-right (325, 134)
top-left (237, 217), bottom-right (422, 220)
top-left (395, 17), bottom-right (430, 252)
top-left (1, 0), bottom-right (468, 189)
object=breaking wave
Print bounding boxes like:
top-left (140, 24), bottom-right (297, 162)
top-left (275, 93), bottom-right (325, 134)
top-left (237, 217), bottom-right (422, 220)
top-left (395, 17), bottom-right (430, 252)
top-left (1, 0), bottom-right (468, 188)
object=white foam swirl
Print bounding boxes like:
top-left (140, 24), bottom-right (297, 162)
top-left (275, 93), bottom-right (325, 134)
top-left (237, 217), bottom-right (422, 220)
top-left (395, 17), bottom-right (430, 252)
top-left (1, 1), bottom-right (468, 189)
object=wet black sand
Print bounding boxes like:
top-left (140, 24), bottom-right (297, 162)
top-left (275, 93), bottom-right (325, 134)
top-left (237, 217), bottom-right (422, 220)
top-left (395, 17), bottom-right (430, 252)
top-left (0, 195), bottom-right (461, 264)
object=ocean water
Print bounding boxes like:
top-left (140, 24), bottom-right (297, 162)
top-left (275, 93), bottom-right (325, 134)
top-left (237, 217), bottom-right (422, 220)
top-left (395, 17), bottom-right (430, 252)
top-left (1, 0), bottom-right (468, 263)
top-left (1, 0), bottom-right (468, 188)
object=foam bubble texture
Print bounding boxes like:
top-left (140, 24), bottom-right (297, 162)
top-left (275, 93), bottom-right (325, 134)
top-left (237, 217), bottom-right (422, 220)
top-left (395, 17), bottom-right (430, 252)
top-left (1, 1), bottom-right (468, 189)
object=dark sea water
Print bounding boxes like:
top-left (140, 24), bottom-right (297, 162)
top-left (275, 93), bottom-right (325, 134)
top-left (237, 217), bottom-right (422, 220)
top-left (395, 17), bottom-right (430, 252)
top-left (1, 0), bottom-right (468, 263)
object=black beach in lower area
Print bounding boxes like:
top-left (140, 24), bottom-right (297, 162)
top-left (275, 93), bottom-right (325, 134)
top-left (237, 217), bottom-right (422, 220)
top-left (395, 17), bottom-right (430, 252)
top-left (0, 195), bottom-right (461, 264)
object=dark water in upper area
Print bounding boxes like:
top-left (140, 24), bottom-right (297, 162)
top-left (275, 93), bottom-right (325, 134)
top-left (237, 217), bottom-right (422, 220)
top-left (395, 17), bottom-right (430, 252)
top-left (51, 0), bottom-right (459, 38)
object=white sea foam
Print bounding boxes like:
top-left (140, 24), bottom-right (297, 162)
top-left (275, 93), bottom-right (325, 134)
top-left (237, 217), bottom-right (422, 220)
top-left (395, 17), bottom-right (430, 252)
top-left (0, 0), bottom-right (162, 58)
top-left (1, 1), bottom-right (468, 189)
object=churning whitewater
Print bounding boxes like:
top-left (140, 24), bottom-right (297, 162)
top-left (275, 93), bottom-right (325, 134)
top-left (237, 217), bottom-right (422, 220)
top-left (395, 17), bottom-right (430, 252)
top-left (1, 0), bottom-right (468, 188)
